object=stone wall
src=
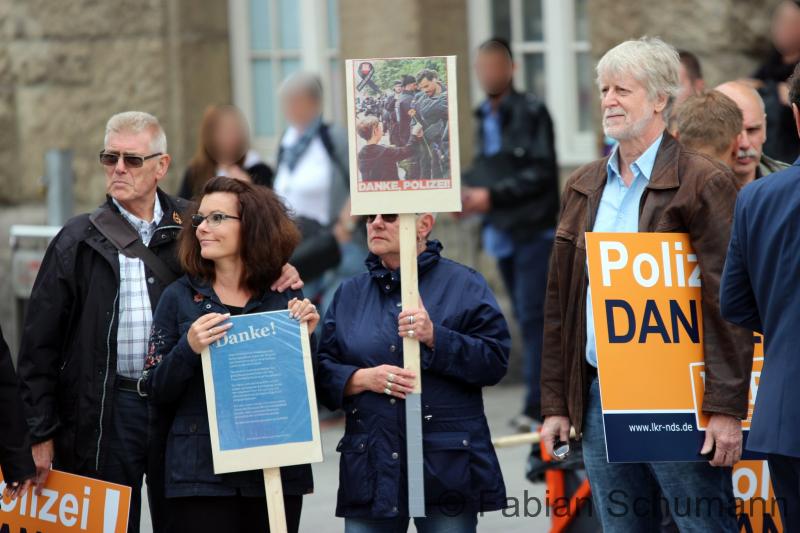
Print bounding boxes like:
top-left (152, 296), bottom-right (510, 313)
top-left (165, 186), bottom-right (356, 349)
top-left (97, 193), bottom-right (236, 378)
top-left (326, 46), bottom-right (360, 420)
top-left (587, 0), bottom-right (777, 86)
top-left (0, 0), bottom-right (231, 208)
top-left (0, 0), bottom-right (232, 350)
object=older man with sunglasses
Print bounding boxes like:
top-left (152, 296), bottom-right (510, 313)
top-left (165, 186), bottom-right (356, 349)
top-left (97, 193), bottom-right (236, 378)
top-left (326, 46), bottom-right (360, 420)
top-left (16, 111), bottom-right (302, 533)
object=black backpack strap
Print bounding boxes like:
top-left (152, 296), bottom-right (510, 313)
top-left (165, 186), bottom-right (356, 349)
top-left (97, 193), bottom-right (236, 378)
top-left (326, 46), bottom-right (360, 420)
top-left (318, 123), bottom-right (348, 185)
top-left (89, 207), bottom-right (179, 285)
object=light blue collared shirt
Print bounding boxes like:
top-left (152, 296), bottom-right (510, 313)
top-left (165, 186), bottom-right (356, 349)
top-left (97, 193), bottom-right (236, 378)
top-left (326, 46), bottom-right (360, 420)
top-left (585, 133), bottom-right (663, 367)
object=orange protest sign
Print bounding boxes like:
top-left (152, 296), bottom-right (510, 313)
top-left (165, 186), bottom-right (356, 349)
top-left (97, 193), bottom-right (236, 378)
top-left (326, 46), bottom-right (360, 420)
top-left (0, 469), bottom-right (130, 533)
top-left (586, 233), bottom-right (782, 531)
top-left (585, 232), bottom-right (705, 457)
top-left (733, 459), bottom-right (783, 533)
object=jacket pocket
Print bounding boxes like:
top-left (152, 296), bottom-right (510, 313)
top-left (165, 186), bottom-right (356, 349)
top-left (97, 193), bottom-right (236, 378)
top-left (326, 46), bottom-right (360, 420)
top-left (167, 415), bottom-right (221, 485)
top-left (336, 433), bottom-right (374, 506)
top-left (423, 431), bottom-right (472, 504)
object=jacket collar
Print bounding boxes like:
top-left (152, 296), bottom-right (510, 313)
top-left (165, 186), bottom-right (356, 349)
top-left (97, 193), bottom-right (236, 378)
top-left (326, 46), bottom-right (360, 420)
top-left (180, 275), bottom-right (278, 312)
top-left (474, 88), bottom-right (519, 120)
top-left (570, 131), bottom-right (681, 196)
top-left (104, 188), bottom-right (186, 230)
top-left (366, 240), bottom-right (443, 294)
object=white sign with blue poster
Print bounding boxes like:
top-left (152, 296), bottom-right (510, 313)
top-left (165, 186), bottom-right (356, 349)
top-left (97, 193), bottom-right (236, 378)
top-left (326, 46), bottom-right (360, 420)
top-left (201, 310), bottom-right (322, 474)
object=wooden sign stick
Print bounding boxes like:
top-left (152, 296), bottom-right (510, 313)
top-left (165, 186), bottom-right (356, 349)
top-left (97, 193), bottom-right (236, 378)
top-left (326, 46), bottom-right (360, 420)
top-left (263, 468), bottom-right (287, 533)
top-left (399, 213), bottom-right (425, 516)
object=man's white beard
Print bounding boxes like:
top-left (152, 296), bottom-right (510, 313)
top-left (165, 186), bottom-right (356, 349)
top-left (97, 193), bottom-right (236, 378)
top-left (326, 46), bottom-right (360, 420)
top-left (603, 109), bottom-right (653, 142)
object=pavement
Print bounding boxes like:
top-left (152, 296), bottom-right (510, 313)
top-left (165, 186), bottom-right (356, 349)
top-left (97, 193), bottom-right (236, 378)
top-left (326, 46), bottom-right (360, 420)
top-left (140, 384), bottom-right (555, 532)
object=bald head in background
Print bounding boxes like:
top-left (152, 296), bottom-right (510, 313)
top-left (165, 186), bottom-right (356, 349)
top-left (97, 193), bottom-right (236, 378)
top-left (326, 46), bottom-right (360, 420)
top-left (715, 81), bottom-right (768, 184)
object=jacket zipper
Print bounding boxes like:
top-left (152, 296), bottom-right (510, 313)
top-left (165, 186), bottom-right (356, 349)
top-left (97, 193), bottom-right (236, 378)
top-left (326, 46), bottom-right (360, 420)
top-left (96, 288), bottom-right (119, 470)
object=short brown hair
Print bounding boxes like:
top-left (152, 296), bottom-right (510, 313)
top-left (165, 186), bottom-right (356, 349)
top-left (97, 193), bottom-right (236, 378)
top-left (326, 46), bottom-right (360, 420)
top-left (178, 176), bottom-right (300, 294)
top-left (674, 90), bottom-right (743, 159)
top-left (356, 116), bottom-right (379, 141)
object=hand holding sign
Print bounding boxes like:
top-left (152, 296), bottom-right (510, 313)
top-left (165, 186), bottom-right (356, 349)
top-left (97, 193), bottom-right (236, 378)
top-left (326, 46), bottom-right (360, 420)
top-left (31, 439), bottom-right (53, 495)
top-left (701, 414), bottom-right (743, 467)
top-left (187, 313), bottom-right (232, 354)
top-left (397, 300), bottom-right (434, 348)
top-left (288, 297), bottom-right (319, 333)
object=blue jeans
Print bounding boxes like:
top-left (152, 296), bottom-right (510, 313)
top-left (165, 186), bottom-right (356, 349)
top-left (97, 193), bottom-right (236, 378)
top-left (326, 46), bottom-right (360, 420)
top-left (582, 378), bottom-right (738, 532)
top-left (344, 509), bottom-right (477, 533)
top-left (496, 230), bottom-right (553, 420)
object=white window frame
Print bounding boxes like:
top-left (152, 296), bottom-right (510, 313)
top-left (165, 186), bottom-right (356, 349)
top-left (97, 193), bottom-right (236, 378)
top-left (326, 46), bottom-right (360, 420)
top-left (228, 0), bottom-right (340, 163)
top-left (467, 0), bottom-right (596, 166)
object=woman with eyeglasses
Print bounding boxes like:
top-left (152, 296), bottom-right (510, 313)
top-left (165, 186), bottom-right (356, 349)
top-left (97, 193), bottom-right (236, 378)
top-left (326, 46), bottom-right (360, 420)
top-left (142, 177), bottom-right (317, 533)
top-left (316, 213), bottom-right (511, 533)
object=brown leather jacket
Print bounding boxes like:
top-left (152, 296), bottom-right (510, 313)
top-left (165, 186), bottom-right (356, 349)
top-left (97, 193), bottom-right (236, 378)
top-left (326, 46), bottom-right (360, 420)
top-left (540, 133), bottom-right (753, 434)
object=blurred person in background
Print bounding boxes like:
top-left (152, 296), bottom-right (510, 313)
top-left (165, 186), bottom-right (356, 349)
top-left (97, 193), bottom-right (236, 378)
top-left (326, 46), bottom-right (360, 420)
top-left (746, 0), bottom-right (800, 162)
top-left (667, 50), bottom-right (705, 135)
top-left (178, 104), bottom-right (273, 199)
top-left (673, 90), bottom-right (743, 169)
top-left (275, 71), bottom-right (367, 312)
top-left (462, 38), bottom-right (559, 435)
top-left (716, 81), bottom-right (790, 186)
top-left (676, 50), bottom-right (705, 105)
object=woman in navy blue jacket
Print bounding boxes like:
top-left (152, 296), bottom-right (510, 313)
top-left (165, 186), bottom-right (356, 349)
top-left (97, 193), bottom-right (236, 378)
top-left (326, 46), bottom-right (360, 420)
top-left (142, 177), bottom-right (319, 533)
top-left (316, 213), bottom-right (511, 532)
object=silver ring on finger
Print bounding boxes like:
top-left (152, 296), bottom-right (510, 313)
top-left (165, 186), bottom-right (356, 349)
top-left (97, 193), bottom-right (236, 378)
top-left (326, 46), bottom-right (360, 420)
top-left (408, 329), bottom-right (415, 338)
top-left (384, 387), bottom-right (392, 395)
top-left (386, 382), bottom-right (393, 391)
top-left (408, 315), bottom-right (415, 325)
top-left (387, 373), bottom-right (395, 383)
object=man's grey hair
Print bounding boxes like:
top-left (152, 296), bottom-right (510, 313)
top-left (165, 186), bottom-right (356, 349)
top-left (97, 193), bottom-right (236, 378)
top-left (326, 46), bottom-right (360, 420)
top-left (279, 71), bottom-right (323, 102)
top-left (596, 37), bottom-right (681, 120)
top-left (104, 111), bottom-right (167, 153)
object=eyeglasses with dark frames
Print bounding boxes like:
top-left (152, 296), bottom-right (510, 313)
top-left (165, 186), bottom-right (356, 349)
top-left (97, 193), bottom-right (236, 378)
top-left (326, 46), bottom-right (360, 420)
top-left (191, 213), bottom-right (242, 228)
top-left (99, 151), bottom-right (163, 168)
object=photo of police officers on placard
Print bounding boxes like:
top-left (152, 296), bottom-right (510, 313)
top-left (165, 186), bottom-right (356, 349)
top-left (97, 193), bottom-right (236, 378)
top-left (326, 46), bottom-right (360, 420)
top-left (351, 57), bottom-right (454, 190)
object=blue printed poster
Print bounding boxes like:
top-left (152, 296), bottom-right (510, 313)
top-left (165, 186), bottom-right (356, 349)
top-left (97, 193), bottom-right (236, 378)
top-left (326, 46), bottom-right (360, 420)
top-left (206, 310), bottom-right (313, 452)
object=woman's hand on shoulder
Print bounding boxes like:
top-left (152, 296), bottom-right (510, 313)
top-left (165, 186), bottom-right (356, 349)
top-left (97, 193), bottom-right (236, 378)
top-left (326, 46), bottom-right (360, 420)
top-left (288, 297), bottom-right (320, 334)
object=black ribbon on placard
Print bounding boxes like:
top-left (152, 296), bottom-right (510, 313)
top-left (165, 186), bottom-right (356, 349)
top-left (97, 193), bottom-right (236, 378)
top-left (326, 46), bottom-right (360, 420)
top-left (356, 61), bottom-right (380, 92)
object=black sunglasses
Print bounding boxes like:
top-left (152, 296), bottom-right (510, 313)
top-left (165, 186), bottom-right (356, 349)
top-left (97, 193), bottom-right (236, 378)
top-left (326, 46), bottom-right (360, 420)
top-left (99, 151), bottom-right (163, 168)
top-left (366, 214), bottom-right (399, 223)
top-left (191, 213), bottom-right (242, 228)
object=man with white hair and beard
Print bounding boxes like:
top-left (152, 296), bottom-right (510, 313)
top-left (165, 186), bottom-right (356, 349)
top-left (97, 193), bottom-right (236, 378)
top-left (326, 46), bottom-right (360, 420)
top-left (716, 80), bottom-right (790, 187)
top-left (539, 37), bottom-right (752, 531)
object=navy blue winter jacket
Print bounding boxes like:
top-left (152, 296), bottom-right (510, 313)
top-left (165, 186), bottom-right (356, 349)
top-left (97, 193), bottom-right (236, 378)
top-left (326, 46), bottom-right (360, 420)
top-left (316, 240), bottom-right (510, 518)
